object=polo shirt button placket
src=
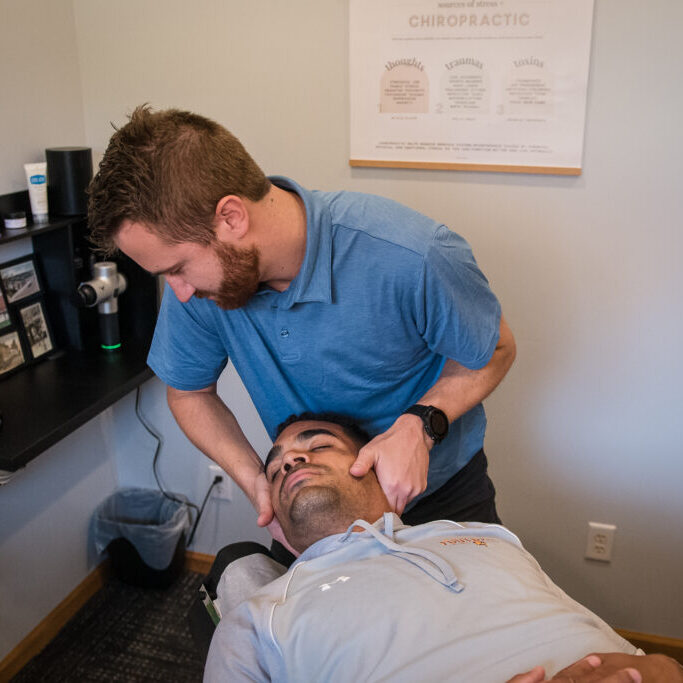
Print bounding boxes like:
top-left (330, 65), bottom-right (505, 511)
top-left (277, 326), bottom-right (300, 361)
top-left (276, 305), bottom-right (300, 360)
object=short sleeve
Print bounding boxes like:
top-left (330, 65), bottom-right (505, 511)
top-left (147, 284), bottom-right (229, 390)
top-left (415, 225), bottom-right (501, 370)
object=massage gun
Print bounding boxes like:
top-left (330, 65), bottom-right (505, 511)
top-left (76, 261), bottom-right (127, 350)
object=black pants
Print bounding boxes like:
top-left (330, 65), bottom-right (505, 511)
top-left (271, 449), bottom-right (500, 567)
top-left (403, 449), bottom-right (501, 526)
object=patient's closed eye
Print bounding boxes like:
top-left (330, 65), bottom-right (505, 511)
top-left (267, 461), bottom-right (282, 482)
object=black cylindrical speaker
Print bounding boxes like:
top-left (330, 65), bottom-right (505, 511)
top-left (45, 147), bottom-right (93, 216)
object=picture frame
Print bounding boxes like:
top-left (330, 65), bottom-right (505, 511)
top-left (0, 288), bottom-right (10, 331)
top-left (0, 256), bottom-right (42, 304)
top-left (18, 298), bottom-right (54, 359)
top-left (0, 329), bottom-right (26, 376)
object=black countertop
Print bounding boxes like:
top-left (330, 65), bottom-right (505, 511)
top-left (0, 342), bottom-right (153, 471)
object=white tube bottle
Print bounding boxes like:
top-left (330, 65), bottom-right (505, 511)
top-left (24, 162), bottom-right (49, 223)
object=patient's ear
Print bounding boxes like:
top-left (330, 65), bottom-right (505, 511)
top-left (214, 195), bottom-right (249, 242)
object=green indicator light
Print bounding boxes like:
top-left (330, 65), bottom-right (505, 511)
top-left (101, 343), bottom-right (122, 350)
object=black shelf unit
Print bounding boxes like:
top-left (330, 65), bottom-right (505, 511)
top-left (0, 190), bottom-right (158, 472)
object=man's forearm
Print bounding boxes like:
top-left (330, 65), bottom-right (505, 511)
top-left (167, 384), bottom-right (264, 507)
top-left (419, 315), bottom-right (516, 422)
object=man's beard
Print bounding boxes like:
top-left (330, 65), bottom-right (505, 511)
top-left (289, 486), bottom-right (343, 525)
top-left (196, 241), bottom-right (260, 310)
top-left (286, 486), bottom-right (347, 550)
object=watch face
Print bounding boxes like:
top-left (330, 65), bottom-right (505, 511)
top-left (430, 410), bottom-right (449, 437)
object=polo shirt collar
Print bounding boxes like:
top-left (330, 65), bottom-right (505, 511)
top-left (268, 176), bottom-right (332, 309)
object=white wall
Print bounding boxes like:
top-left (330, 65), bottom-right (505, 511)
top-left (0, 418), bottom-right (119, 659)
top-left (72, 0), bottom-right (683, 640)
top-left (0, 0), bottom-right (116, 661)
top-left (0, 0), bottom-right (86, 191)
top-left (0, 1), bottom-right (269, 659)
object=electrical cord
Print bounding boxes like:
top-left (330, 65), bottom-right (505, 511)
top-left (134, 385), bottom-right (219, 547)
top-left (187, 474), bottom-right (223, 546)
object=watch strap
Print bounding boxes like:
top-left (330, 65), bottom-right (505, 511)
top-left (403, 404), bottom-right (448, 444)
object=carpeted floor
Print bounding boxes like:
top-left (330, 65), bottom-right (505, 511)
top-left (12, 571), bottom-right (206, 682)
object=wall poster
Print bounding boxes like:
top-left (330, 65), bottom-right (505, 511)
top-left (349, 0), bottom-right (595, 175)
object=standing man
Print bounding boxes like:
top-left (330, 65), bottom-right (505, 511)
top-left (88, 105), bottom-right (515, 552)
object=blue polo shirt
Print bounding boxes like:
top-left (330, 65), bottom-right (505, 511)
top-left (148, 177), bottom-right (501, 500)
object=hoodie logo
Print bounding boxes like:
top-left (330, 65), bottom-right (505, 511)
top-left (319, 576), bottom-right (351, 592)
top-left (439, 537), bottom-right (488, 547)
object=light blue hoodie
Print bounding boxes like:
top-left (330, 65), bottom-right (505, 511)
top-left (205, 515), bottom-right (638, 682)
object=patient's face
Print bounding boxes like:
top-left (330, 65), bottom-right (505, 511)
top-left (265, 420), bottom-right (384, 551)
top-left (266, 421), bottom-right (363, 512)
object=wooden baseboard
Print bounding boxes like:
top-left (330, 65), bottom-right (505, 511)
top-left (184, 550), bottom-right (215, 575)
top-left (616, 628), bottom-right (683, 664)
top-left (0, 561), bottom-right (109, 681)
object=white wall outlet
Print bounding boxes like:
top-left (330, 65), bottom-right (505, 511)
top-left (585, 522), bottom-right (616, 562)
top-left (207, 463), bottom-right (233, 501)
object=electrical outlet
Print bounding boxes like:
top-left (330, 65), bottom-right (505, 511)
top-left (207, 463), bottom-right (233, 501)
top-left (585, 522), bottom-right (616, 562)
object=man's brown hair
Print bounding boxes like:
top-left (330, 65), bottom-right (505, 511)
top-left (88, 105), bottom-right (271, 255)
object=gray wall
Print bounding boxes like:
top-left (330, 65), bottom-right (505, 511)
top-left (1, 0), bottom-right (681, 659)
top-left (0, 2), bottom-right (270, 658)
top-left (0, 0), bottom-right (116, 661)
top-left (0, 1), bottom-right (86, 190)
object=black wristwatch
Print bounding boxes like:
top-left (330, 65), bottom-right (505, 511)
top-left (403, 404), bottom-right (449, 444)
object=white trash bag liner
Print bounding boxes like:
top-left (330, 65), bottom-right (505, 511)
top-left (93, 487), bottom-right (191, 571)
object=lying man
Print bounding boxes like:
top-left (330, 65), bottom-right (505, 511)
top-left (204, 414), bottom-right (682, 682)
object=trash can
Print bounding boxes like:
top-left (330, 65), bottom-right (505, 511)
top-left (93, 487), bottom-right (191, 588)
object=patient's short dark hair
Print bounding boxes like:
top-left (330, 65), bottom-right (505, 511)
top-left (275, 412), bottom-right (371, 449)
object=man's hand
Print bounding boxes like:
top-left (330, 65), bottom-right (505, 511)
top-left (508, 653), bottom-right (683, 683)
top-left (253, 470), bottom-right (299, 557)
top-left (253, 470), bottom-right (274, 528)
top-left (349, 413), bottom-right (431, 514)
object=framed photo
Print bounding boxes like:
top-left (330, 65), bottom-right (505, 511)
top-left (0, 330), bottom-right (26, 376)
top-left (0, 257), bottom-right (41, 304)
top-left (0, 289), bottom-right (10, 331)
top-left (19, 299), bottom-right (54, 359)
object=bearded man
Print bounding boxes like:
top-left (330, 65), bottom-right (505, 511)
top-left (88, 105), bottom-right (516, 560)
